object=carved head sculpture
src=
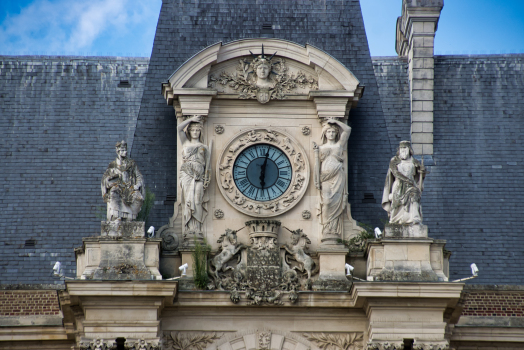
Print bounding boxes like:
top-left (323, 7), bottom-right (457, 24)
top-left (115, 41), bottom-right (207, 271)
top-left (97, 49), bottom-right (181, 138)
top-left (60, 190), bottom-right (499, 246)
top-left (255, 60), bottom-right (270, 79)
top-left (115, 140), bottom-right (128, 159)
top-left (184, 117), bottom-right (204, 142)
top-left (396, 140), bottom-right (414, 160)
top-left (320, 122), bottom-right (340, 144)
top-left (250, 44), bottom-right (276, 81)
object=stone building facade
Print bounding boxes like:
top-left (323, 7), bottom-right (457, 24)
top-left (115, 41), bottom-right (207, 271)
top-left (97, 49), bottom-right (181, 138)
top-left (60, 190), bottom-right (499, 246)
top-left (1, 0), bottom-right (524, 349)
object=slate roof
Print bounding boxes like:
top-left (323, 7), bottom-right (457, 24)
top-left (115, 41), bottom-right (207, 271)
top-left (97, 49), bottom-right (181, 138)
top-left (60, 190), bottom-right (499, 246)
top-left (0, 56), bottom-right (149, 283)
top-left (1, 1), bottom-right (524, 285)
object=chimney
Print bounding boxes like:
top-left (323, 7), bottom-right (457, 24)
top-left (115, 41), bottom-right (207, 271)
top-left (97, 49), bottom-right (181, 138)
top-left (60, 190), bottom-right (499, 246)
top-left (396, 0), bottom-right (444, 155)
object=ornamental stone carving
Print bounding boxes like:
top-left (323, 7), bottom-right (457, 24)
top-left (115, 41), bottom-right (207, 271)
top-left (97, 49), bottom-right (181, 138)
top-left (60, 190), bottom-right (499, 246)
top-left (214, 209), bottom-right (224, 219)
top-left (215, 125), bottom-right (224, 134)
top-left (382, 140), bottom-right (425, 225)
top-left (177, 115), bottom-right (212, 236)
top-left (366, 342), bottom-right (403, 350)
top-left (163, 332), bottom-right (223, 350)
top-left (101, 140), bottom-right (145, 222)
top-left (302, 210), bottom-right (311, 220)
top-left (216, 128), bottom-right (310, 217)
top-left (304, 333), bottom-right (364, 350)
top-left (207, 221), bottom-right (318, 305)
top-left (302, 125), bottom-right (311, 136)
top-left (208, 46), bottom-right (318, 104)
top-left (282, 227), bottom-right (317, 282)
top-left (312, 119), bottom-right (351, 242)
top-left (80, 338), bottom-right (160, 350)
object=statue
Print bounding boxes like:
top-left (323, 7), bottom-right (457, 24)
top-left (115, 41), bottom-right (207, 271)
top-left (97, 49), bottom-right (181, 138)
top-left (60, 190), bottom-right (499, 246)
top-left (101, 140), bottom-right (145, 221)
top-left (382, 140), bottom-right (425, 224)
top-left (177, 115), bottom-right (212, 235)
top-left (313, 119), bottom-right (351, 237)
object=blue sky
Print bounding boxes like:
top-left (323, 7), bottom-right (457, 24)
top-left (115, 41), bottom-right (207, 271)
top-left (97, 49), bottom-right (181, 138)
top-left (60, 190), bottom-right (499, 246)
top-left (1, 0), bottom-right (523, 57)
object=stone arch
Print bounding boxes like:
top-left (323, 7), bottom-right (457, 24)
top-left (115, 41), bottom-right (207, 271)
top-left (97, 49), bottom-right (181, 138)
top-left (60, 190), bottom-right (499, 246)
top-left (163, 38), bottom-right (363, 110)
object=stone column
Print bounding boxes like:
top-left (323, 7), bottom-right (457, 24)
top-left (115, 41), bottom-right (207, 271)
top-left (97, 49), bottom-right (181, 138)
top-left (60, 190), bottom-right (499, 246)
top-left (396, 0), bottom-right (443, 156)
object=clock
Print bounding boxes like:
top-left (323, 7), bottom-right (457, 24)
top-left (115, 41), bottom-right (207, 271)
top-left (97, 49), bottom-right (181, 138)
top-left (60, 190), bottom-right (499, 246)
top-left (233, 144), bottom-right (292, 202)
top-left (217, 128), bottom-right (310, 217)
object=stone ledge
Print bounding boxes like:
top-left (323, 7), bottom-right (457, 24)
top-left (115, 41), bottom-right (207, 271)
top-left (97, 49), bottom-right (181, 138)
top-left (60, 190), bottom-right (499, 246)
top-left (457, 316), bottom-right (524, 328)
top-left (0, 284), bottom-right (65, 290)
top-left (0, 315), bottom-right (63, 327)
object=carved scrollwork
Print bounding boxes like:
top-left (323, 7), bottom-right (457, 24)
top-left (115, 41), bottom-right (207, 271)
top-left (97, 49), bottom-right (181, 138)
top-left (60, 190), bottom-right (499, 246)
top-left (216, 128), bottom-right (310, 217)
top-left (304, 333), bottom-right (364, 350)
top-left (163, 332), bottom-right (223, 350)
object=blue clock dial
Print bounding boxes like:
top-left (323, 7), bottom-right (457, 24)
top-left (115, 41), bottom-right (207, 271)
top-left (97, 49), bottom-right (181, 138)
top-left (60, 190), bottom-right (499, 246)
top-left (233, 144), bottom-right (292, 202)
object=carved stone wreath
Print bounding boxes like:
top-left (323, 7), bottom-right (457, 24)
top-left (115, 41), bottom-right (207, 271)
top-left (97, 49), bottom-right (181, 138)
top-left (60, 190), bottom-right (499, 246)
top-left (216, 128), bottom-right (310, 217)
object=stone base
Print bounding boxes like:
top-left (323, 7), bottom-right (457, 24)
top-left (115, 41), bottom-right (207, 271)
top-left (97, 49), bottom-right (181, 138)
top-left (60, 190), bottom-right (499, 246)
top-left (312, 276), bottom-right (351, 291)
top-left (101, 220), bottom-right (145, 237)
top-left (76, 237), bottom-right (162, 280)
top-left (312, 247), bottom-right (351, 291)
top-left (366, 237), bottom-right (448, 282)
top-left (384, 223), bottom-right (428, 238)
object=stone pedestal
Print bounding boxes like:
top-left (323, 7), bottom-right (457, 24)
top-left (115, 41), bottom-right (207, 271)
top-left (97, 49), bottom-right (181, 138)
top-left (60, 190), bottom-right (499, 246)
top-left (312, 248), bottom-right (351, 291)
top-left (75, 221), bottom-right (162, 280)
top-left (76, 237), bottom-right (162, 281)
top-left (366, 224), bottom-right (448, 282)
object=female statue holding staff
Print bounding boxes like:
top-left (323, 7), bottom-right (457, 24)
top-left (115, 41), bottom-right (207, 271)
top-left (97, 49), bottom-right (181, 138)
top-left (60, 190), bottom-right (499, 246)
top-left (313, 119), bottom-right (352, 238)
top-left (177, 115), bottom-right (212, 235)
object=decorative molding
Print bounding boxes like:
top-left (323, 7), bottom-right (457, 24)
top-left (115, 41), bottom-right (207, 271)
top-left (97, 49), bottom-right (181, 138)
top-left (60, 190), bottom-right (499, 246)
top-left (163, 332), bottom-right (223, 350)
top-left (216, 128), bottom-right (310, 217)
top-left (303, 333), bottom-right (364, 350)
top-left (302, 210), bottom-right (311, 220)
top-left (302, 126), bottom-right (311, 136)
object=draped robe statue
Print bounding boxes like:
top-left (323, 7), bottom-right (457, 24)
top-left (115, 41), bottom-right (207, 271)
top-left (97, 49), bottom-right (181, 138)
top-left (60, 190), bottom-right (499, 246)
top-left (313, 119), bottom-right (351, 237)
top-left (177, 116), bottom-right (211, 235)
top-left (382, 141), bottom-right (425, 224)
top-left (101, 140), bottom-right (145, 221)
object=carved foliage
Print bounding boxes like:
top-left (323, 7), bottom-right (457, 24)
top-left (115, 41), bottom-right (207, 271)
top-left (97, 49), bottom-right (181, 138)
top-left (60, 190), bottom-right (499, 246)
top-left (304, 333), bottom-right (364, 350)
top-left (208, 58), bottom-right (318, 103)
top-left (164, 332), bottom-right (222, 350)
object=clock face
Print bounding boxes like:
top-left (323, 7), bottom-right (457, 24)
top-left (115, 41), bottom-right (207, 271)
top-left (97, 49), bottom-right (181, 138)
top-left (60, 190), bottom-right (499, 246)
top-left (233, 144), bottom-right (292, 202)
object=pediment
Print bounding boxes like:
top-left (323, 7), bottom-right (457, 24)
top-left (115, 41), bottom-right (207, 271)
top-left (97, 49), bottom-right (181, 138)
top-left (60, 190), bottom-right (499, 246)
top-left (162, 38), bottom-right (363, 109)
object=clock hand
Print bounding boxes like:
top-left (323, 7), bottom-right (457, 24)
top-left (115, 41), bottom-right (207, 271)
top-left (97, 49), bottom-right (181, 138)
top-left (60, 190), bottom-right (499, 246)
top-left (259, 150), bottom-right (270, 190)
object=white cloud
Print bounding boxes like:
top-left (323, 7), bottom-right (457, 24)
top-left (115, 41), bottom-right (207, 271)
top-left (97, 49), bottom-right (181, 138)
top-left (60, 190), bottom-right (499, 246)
top-left (0, 0), bottom-right (160, 55)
